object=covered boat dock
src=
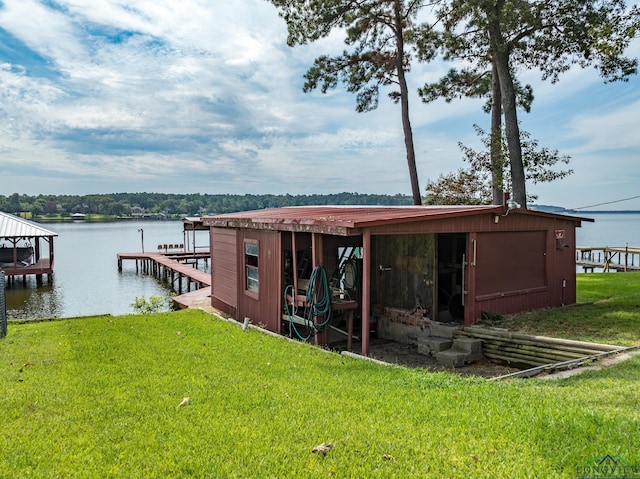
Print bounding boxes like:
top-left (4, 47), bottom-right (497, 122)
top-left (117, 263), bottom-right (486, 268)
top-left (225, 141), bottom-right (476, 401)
top-left (0, 212), bottom-right (58, 285)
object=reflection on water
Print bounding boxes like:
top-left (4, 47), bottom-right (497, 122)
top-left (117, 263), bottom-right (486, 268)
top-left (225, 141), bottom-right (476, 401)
top-left (5, 220), bottom-right (209, 320)
top-left (6, 279), bottom-right (64, 319)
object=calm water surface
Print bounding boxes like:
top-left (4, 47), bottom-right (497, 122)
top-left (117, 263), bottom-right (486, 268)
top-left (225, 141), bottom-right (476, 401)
top-left (4, 213), bottom-right (639, 320)
top-left (576, 212), bottom-right (640, 247)
top-left (5, 220), bottom-right (208, 320)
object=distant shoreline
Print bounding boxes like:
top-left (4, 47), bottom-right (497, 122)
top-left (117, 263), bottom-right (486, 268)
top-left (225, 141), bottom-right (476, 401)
top-left (566, 210), bottom-right (640, 214)
top-left (533, 205), bottom-right (640, 214)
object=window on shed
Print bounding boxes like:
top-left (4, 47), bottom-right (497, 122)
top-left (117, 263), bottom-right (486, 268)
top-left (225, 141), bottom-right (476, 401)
top-left (244, 240), bottom-right (259, 293)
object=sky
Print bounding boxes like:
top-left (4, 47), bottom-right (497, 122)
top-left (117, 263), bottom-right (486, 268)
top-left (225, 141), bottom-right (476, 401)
top-left (1, 0), bottom-right (639, 211)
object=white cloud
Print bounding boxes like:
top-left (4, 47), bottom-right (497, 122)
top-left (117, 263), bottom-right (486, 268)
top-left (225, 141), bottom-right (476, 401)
top-left (566, 99), bottom-right (640, 153)
top-left (0, 0), bottom-right (638, 206)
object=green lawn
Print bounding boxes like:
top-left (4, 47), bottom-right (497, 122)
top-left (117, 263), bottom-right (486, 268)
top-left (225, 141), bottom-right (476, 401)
top-left (485, 272), bottom-right (640, 346)
top-left (1, 274), bottom-right (640, 478)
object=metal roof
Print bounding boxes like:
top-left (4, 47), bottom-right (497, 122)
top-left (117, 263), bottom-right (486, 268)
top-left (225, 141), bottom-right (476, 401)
top-left (0, 212), bottom-right (59, 239)
top-left (203, 204), bottom-right (590, 233)
top-left (204, 205), bottom-right (506, 230)
top-left (181, 216), bottom-right (209, 230)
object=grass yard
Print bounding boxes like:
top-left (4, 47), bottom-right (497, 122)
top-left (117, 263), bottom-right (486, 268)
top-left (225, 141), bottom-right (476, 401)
top-left (1, 273), bottom-right (640, 478)
top-left (485, 272), bottom-right (640, 346)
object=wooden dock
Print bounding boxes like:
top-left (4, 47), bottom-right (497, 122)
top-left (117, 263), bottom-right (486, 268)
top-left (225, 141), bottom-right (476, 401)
top-left (576, 246), bottom-right (640, 272)
top-left (1, 258), bottom-right (53, 284)
top-left (117, 251), bottom-right (212, 309)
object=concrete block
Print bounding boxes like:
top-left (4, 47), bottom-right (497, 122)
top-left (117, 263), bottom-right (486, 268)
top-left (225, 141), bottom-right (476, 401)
top-left (453, 337), bottom-right (483, 362)
top-left (418, 337), bottom-right (453, 356)
top-left (429, 321), bottom-right (462, 339)
top-left (378, 318), bottom-right (430, 345)
top-left (436, 350), bottom-right (467, 368)
top-left (417, 338), bottom-right (430, 355)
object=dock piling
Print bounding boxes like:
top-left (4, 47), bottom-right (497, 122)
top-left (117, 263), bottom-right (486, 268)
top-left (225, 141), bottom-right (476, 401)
top-left (117, 251), bottom-right (211, 300)
top-left (577, 246), bottom-right (640, 272)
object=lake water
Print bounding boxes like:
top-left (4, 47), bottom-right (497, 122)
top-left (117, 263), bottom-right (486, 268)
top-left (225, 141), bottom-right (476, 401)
top-left (3, 213), bottom-right (639, 320)
top-left (4, 220), bottom-right (209, 321)
top-left (576, 212), bottom-right (640, 247)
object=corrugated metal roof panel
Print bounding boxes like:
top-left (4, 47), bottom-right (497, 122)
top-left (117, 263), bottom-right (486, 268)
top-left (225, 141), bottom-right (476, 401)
top-left (0, 212), bottom-right (59, 238)
top-left (204, 205), bottom-right (505, 230)
top-left (203, 205), bottom-right (590, 233)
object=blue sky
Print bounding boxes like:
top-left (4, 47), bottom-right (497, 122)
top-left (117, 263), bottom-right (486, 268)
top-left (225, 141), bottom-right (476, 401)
top-left (1, 0), bottom-right (639, 210)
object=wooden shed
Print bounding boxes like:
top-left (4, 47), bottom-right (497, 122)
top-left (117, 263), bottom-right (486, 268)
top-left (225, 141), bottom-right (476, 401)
top-left (0, 212), bottom-right (57, 284)
top-left (203, 202), bottom-right (589, 356)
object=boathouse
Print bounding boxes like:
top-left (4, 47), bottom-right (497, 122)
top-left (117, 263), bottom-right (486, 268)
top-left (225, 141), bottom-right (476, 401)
top-left (0, 212), bottom-right (57, 284)
top-left (203, 202), bottom-right (589, 355)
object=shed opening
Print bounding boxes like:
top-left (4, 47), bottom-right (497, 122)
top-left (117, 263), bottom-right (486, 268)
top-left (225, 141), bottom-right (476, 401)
top-left (437, 233), bottom-right (467, 323)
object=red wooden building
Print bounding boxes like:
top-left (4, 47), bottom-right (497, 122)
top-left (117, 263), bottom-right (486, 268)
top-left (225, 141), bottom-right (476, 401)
top-left (203, 203), bottom-right (589, 356)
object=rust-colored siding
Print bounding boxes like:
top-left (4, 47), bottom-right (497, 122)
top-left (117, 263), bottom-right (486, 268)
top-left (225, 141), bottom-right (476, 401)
top-left (464, 217), bottom-right (578, 323)
top-left (351, 212), bottom-right (579, 324)
top-left (236, 229), bottom-right (282, 333)
top-left (211, 227), bottom-right (238, 317)
top-left (475, 230), bottom-right (547, 295)
top-left (206, 206), bottom-right (584, 335)
top-left (550, 218), bottom-right (578, 305)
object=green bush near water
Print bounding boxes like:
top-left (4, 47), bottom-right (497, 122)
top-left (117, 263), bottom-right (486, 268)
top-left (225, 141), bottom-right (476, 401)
top-left (130, 294), bottom-right (173, 314)
top-left (0, 274), bottom-right (639, 478)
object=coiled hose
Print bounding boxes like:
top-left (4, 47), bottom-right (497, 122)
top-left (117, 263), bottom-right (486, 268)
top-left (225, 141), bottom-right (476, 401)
top-left (284, 266), bottom-right (332, 341)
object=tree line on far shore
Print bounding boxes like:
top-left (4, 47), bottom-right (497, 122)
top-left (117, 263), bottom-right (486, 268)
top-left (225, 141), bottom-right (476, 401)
top-left (0, 192), bottom-right (414, 219)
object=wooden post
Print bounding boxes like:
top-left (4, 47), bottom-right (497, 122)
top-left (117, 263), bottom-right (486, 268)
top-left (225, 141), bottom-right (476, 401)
top-left (291, 232), bottom-right (298, 294)
top-left (625, 245), bottom-right (628, 272)
top-left (361, 230), bottom-right (371, 356)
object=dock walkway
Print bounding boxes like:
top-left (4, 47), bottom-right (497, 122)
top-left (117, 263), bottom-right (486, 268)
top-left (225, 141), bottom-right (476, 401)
top-left (1, 258), bottom-right (52, 280)
top-left (117, 251), bottom-right (211, 309)
top-left (576, 246), bottom-right (640, 272)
